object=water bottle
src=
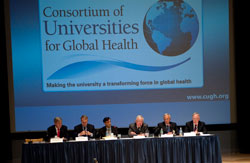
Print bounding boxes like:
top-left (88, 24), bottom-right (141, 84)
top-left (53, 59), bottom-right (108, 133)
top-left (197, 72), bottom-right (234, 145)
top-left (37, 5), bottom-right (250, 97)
top-left (179, 127), bottom-right (183, 136)
top-left (160, 128), bottom-right (163, 137)
top-left (106, 130), bottom-right (108, 137)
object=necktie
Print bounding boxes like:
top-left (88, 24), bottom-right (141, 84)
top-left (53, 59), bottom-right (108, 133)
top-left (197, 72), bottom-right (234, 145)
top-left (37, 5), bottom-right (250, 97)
top-left (194, 125), bottom-right (197, 131)
top-left (167, 125), bottom-right (170, 132)
top-left (138, 127), bottom-right (141, 133)
top-left (57, 128), bottom-right (60, 137)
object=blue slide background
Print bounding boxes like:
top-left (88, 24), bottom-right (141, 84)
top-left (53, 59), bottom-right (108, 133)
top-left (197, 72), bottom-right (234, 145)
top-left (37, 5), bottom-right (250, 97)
top-left (39, 0), bottom-right (204, 91)
top-left (9, 0), bottom-right (230, 131)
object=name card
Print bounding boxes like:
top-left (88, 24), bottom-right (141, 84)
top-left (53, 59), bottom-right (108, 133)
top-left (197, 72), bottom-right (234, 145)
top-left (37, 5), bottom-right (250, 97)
top-left (75, 136), bottom-right (88, 141)
top-left (184, 132), bottom-right (196, 137)
top-left (161, 134), bottom-right (173, 137)
top-left (50, 138), bottom-right (63, 143)
top-left (133, 135), bottom-right (145, 139)
top-left (103, 137), bottom-right (118, 140)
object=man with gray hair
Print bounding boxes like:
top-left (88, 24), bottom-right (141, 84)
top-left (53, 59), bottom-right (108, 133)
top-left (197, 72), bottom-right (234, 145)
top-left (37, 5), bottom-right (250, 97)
top-left (154, 113), bottom-right (179, 136)
top-left (128, 115), bottom-right (149, 137)
top-left (74, 115), bottom-right (96, 138)
top-left (47, 117), bottom-right (69, 140)
top-left (184, 112), bottom-right (207, 134)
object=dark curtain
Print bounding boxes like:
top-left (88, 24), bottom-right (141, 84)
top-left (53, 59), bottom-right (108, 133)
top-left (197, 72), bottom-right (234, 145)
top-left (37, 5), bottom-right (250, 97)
top-left (22, 136), bottom-right (221, 163)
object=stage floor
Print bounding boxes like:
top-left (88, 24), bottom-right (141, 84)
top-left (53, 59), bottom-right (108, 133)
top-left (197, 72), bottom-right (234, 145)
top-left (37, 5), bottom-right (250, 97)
top-left (222, 153), bottom-right (250, 163)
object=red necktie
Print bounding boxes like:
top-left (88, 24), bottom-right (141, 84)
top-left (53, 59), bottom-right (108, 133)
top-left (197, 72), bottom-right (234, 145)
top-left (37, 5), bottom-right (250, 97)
top-left (57, 128), bottom-right (60, 137)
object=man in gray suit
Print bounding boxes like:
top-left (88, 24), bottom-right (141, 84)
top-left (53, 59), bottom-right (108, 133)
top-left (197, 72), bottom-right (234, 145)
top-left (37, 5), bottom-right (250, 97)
top-left (128, 115), bottom-right (149, 137)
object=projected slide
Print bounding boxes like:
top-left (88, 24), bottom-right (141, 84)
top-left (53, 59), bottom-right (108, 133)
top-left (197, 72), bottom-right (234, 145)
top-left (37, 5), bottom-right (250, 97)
top-left (9, 0), bottom-right (231, 131)
top-left (39, 0), bottom-right (203, 91)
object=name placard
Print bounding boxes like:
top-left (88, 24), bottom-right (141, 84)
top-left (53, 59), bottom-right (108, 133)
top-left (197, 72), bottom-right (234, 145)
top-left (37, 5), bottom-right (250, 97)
top-left (50, 138), bottom-right (64, 143)
top-left (75, 136), bottom-right (88, 141)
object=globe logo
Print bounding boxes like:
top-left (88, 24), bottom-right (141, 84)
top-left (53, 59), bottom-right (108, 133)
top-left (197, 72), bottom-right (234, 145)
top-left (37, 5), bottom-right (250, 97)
top-left (143, 0), bottom-right (199, 56)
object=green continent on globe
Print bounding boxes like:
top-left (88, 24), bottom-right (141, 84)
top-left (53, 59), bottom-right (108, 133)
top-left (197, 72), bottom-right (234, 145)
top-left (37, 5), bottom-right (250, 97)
top-left (143, 0), bottom-right (199, 56)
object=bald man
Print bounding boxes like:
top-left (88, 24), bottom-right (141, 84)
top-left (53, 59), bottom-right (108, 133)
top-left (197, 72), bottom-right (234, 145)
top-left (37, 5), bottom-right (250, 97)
top-left (185, 112), bottom-right (207, 134)
top-left (128, 115), bottom-right (149, 137)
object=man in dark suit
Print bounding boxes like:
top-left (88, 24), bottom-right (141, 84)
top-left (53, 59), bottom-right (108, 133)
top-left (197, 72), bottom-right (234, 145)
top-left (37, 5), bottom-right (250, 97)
top-left (74, 115), bottom-right (96, 138)
top-left (128, 115), bottom-right (149, 137)
top-left (98, 117), bottom-right (118, 138)
top-left (47, 117), bottom-right (69, 140)
top-left (185, 112), bottom-right (207, 134)
top-left (154, 113), bottom-right (179, 136)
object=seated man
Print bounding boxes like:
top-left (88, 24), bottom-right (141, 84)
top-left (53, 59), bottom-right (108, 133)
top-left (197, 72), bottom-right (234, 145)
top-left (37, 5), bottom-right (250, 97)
top-left (98, 117), bottom-right (118, 138)
top-left (47, 117), bottom-right (68, 140)
top-left (128, 115), bottom-right (149, 137)
top-left (74, 115), bottom-right (96, 138)
top-left (185, 112), bottom-right (207, 134)
top-left (154, 113), bottom-right (179, 136)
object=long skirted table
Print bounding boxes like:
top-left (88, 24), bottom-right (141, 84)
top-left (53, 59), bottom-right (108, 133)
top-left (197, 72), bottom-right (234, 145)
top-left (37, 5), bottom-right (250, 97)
top-left (22, 135), bottom-right (222, 163)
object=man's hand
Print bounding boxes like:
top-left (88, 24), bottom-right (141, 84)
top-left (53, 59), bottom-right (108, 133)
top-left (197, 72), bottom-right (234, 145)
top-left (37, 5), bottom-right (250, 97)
top-left (79, 130), bottom-right (87, 136)
top-left (86, 131), bottom-right (92, 136)
top-left (130, 131), bottom-right (136, 135)
top-left (79, 130), bottom-right (92, 136)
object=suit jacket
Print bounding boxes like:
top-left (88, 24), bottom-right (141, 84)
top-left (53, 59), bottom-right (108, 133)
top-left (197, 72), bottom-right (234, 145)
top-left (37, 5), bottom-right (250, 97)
top-left (128, 123), bottom-right (149, 137)
top-left (74, 123), bottom-right (96, 138)
top-left (98, 126), bottom-right (118, 138)
top-left (47, 125), bottom-right (69, 140)
top-left (184, 121), bottom-right (207, 134)
top-left (154, 121), bottom-right (179, 135)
